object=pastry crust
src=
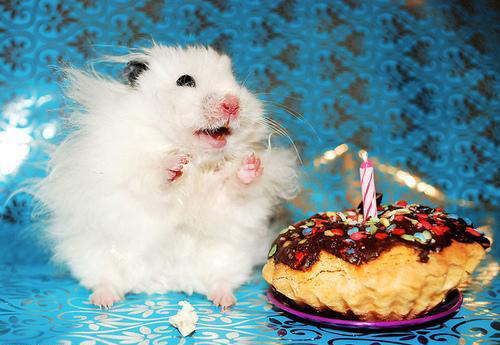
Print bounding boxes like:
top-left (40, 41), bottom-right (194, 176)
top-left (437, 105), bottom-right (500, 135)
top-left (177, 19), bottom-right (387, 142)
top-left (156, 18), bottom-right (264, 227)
top-left (263, 240), bottom-right (485, 321)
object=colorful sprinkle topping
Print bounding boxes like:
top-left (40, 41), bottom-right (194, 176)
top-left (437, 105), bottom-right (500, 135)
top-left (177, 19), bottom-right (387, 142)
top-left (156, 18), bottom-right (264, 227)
top-left (269, 203), bottom-right (490, 270)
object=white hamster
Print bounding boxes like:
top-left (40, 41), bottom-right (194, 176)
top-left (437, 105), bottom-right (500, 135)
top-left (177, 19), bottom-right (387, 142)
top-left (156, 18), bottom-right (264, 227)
top-left (36, 45), bottom-right (300, 308)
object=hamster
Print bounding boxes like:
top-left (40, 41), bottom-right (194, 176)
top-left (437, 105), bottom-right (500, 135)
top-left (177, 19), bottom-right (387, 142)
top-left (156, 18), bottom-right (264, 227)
top-left (36, 45), bottom-right (300, 308)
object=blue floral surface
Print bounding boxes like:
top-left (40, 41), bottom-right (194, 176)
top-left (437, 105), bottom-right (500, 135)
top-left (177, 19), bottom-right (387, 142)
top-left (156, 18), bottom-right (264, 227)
top-left (0, 0), bottom-right (498, 344)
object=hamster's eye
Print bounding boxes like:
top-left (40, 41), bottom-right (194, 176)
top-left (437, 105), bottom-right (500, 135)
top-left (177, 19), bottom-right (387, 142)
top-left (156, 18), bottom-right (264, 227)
top-left (176, 75), bottom-right (196, 87)
top-left (123, 61), bottom-right (149, 86)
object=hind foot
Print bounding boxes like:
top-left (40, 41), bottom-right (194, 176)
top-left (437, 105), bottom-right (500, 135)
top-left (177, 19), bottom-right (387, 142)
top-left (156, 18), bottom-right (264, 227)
top-left (208, 287), bottom-right (236, 311)
top-left (90, 286), bottom-right (123, 309)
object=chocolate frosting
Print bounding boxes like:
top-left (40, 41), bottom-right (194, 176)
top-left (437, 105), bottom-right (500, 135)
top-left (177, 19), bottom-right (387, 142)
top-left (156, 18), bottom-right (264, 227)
top-left (268, 201), bottom-right (490, 271)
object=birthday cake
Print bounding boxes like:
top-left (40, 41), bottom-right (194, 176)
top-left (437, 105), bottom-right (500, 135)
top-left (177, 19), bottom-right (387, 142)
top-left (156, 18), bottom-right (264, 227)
top-left (262, 201), bottom-right (490, 321)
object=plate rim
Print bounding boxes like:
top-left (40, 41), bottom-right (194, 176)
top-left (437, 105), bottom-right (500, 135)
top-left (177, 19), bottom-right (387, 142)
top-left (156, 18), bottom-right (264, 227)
top-left (266, 287), bottom-right (463, 328)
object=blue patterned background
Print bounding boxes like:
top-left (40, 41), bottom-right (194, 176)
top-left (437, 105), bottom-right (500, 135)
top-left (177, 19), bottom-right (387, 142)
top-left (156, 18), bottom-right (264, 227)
top-left (0, 0), bottom-right (498, 344)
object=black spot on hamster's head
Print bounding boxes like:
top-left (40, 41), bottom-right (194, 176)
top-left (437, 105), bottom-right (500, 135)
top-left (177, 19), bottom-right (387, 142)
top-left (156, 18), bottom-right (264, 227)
top-left (123, 61), bottom-right (149, 86)
top-left (124, 45), bottom-right (266, 152)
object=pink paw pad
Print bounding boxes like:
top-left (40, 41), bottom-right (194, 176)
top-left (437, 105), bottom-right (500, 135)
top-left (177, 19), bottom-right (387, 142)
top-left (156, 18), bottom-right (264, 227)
top-left (166, 155), bottom-right (189, 182)
top-left (90, 287), bottom-right (122, 309)
top-left (237, 153), bottom-right (263, 184)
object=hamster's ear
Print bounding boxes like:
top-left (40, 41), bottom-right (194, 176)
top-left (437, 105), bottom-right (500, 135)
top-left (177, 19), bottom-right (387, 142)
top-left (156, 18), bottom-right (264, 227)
top-left (123, 61), bottom-right (149, 86)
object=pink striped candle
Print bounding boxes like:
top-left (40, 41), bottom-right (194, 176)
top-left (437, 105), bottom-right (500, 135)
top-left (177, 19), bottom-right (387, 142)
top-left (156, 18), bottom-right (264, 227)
top-left (360, 152), bottom-right (377, 221)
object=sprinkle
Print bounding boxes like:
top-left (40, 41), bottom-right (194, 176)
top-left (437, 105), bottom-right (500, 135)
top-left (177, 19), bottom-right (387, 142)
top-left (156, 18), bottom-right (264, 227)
top-left (279, 228), bottom-right (290, 234)
top-left (405, 217), bottom-right (418, 225)
top-left (466, 227), bottom-right (481, 237)
top-left (298, 239), bottom-right (307, 244)
top-left (435, 208), bottom-right (444, 212)
top-left (350, 232), bottom-right (365, 240)
top-left (326, 211), bottom-right (336, 217)
top-left (431, 225), bottom-right (449, 236)
top-left (422, 230), bottom-right (432, 240)
top-left (347, 227), bottom-right (359, 235)
top-left (386, 224), bottom-right (396, 231)
top-left (380, 218), bottom-right (390, 227)
top-left (420, 221), bottom-right (432, 230)
top-left (305, 221), bottom-right (314, 227)
top-left (370, 224), bottom-right (378, 234)
top-left (385, 208), bottom-right (411, 218)
top-left (401, 234), bottom-right (415, 241)
top-left (357, 215), bottom-right (363, 222)
top-left (283, 241), bottom-right (291, 247)
top-left (392, 228), bottom-right (405, 235)
top-left (302, 228), bottom-right (313, 236)
top-left (295, 251), bottom-right (305, 262)
top-left (268, 244), bottom-right (277, 257)
top-left (332, 228), bottom-right (344, 236)
top-left (396, 200), bottom-right (408, 206)
top-left (346, 248), bottom-right (355, 254)
top-left (416, 213), bottom-right (428, 220)
top-left (447, 214), bottom-right (458, 220)
top-left (338, 213), bottom-right (347, 222)
top-left (324, 230), bottom-right (334, 237)
top-left (366, 217), bottom-right (380, 224)
top-left (344, 238), bottom-right (354, 243)
top-left (347, 211), bottom-right (356, 216)
top-left (414, 232), bottom-right (427, 243)
top-left (394, 215), bottom-right (405, 222)
top-left (375, 232), bottom-right (388, 239)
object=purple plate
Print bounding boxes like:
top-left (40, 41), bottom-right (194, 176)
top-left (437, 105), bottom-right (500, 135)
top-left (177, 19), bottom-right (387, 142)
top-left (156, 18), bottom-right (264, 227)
top-left (267, 288), bottom-right (462, 329)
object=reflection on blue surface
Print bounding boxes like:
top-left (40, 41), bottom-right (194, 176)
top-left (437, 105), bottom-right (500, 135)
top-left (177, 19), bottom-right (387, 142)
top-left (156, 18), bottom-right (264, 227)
top-left (0, 0), bottom-right (498, 344)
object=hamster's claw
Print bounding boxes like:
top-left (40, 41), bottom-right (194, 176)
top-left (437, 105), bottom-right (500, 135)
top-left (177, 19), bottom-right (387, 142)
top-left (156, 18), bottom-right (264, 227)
top-left (90, 287), bottom-right (122, 309)
top-left (237, 153), bottom-right (263, 184)
top-left (208, 288), bottom-right (236, 311)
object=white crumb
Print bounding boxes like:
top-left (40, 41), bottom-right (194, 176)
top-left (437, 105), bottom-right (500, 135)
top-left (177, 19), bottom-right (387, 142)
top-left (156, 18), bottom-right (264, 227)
top-left (169, 301), bottom-right (198, 337)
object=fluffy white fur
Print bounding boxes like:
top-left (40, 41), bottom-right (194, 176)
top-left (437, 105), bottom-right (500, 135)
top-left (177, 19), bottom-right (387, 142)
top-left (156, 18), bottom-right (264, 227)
top-left (36, 45), bottom-right (299, 308)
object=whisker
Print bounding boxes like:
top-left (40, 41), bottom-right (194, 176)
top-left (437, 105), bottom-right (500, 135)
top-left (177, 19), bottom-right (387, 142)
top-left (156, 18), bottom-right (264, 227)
top-left (240, 69), bottom-right (253, 89)
top-left (256, 93), bottom-right (305, 102)
top-left (266, 101), bottom-right (304, 120)
top-left (263, 103), bottom-right (321, 143)
top-left (260, 118), bottom-right (288, 137)
top-left (256, 119), bottom-right (285, 137)
top-left (261, 117), bottom-right (303, 164)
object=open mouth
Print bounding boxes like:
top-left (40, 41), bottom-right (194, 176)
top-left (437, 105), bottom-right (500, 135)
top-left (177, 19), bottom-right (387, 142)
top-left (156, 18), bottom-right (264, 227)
top-left (194, 122), bottom-right (232, 148)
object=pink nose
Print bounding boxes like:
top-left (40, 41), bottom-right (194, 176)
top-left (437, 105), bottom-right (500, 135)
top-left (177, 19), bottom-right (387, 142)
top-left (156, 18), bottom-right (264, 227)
top-left (221, 95), bottom-right (239, 118)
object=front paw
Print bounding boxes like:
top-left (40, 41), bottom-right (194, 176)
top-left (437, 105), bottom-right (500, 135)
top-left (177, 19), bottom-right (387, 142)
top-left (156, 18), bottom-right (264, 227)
top-left (237, 153), bottom-right (263, 184)
top-left (165, 155), bottom-right (189, 183)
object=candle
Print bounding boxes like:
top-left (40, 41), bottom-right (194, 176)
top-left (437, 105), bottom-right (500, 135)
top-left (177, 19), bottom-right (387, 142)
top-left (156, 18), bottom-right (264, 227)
top-left (360, 152), bottom-right (377, 221)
